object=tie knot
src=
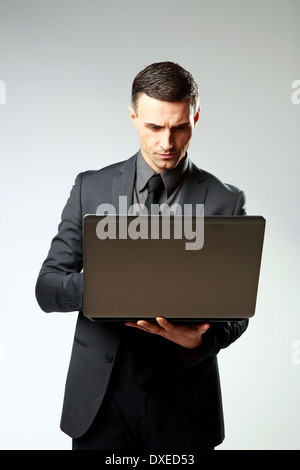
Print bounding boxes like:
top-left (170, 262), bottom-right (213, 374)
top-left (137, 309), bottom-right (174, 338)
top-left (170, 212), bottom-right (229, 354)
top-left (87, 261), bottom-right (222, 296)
top-left (147, 174), bottom-right (164, 194)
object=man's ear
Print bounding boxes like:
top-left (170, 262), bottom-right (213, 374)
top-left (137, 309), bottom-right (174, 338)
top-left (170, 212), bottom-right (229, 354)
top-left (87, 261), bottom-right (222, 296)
top-left (193, 106), bottom-right (200, 126)
top-left (128, 105), bottom-right (138, 128)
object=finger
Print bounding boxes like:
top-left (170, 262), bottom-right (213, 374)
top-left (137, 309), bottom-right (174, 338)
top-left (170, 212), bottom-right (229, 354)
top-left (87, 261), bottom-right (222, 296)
top-left (125, 321), bottom-right (149, 329)
top-left (126, 320), bottom-right (162, 335)
top-left (138, 320), bottom-right (168, 335)
top-left (125, 321), bottom-right (142, 329)
top-left (156, 317), bottom-right (175, 332)
top-left (196, 323), bottom-right (210, 333)
top-left (136, 320), bottom-right (152, 329)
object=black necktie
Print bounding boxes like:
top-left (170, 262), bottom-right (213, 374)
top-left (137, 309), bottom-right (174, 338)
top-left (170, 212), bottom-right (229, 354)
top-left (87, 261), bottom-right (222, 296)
top-left (144, 174), bottom-right (165, 214)
top-left (127, 174), bottom-right (165, 383)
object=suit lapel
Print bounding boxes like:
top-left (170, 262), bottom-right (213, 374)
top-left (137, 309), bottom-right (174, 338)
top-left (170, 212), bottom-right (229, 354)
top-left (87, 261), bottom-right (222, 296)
top-left (111, 154), bottom-right (208, 215)
top-left (180, 160), bottom-right (208, 214)
top-left (111, 154), bottom-right (137, 213)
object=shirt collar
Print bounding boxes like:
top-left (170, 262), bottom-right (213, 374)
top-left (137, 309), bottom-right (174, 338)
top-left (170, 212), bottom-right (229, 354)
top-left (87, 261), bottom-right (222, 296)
top-left (136, 150), bottom-right (189, 197)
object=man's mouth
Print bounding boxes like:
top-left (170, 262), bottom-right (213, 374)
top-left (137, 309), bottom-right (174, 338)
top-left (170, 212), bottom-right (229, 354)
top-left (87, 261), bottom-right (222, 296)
top-left (157, 153), bottom-right (176, 158)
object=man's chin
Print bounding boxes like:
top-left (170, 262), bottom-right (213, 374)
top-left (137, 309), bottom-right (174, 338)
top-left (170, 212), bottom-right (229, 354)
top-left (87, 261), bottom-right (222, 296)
top-left (159, 160), bottom-right (181, 171)
top-left (141, 151), bottom-right (182, 172)
top-left (154, 156), bottom-right (181, 170)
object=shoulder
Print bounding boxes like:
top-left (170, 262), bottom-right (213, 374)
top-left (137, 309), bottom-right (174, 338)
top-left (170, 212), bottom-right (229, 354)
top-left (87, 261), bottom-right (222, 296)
top-left (188, 160), bottom-right (243, 195)
top-left (78, 159), bottom-right (129, 182)
top-left (72, 153), bottom-right (137, 186)
top-left (188, 161), bottom-right (246, 215)
top-left (201, 168), bottom-right (243, 195)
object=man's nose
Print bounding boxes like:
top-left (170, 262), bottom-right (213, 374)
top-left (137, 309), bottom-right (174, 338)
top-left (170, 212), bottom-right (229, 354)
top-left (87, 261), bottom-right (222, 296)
top-left (160, 130), bottom-right (174, 151)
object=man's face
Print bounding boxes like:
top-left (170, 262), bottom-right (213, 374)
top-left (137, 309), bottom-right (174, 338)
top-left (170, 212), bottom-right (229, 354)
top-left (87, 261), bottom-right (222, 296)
top-left (129, 94), bottom-right (200, 173)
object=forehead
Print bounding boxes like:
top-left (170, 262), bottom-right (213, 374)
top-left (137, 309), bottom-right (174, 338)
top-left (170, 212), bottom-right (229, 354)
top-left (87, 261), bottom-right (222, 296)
top-left (136, 94), bottom-right (193, 124)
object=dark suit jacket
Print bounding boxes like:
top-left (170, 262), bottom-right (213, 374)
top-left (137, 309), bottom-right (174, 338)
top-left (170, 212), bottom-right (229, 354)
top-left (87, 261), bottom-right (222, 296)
top-left (35, 152), bottom-right (248, 448)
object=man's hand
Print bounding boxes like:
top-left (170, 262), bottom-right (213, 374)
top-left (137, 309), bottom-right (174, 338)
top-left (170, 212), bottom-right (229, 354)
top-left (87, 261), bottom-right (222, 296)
top-left (125, 317), bottom-right (210, 349)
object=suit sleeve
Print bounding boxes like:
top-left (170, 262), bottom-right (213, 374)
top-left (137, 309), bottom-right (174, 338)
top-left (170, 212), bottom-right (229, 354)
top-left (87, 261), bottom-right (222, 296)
top-left (233, 189), bottom-right (246, 215)
top-left (180, 185), bottom-right (248, 367)
top-left (35, 174), bottom-right (84, 313)
top-left (180, 320), bottom-right (249, 369)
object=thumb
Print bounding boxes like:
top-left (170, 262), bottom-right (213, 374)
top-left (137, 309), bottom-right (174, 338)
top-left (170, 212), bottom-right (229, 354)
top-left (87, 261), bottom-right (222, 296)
top-left (198, 323), bottom-right (210, 334)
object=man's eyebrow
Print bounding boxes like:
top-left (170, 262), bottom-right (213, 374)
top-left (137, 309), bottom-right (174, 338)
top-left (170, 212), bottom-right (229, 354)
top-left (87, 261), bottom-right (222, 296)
top-left (173, 122), bottom-right (192, 128)
top-left (144, 122), bottom-right (163, 128)
top-left (144, 122), bottom-right (191, 128)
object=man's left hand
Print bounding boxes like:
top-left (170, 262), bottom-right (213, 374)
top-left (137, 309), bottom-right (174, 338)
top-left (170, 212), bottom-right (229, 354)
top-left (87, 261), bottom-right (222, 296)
top-left (125, 317), bottom-right (210, 349)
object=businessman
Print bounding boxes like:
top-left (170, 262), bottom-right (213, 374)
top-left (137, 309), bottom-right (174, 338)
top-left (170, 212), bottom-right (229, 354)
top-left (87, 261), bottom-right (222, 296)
top-left (36, 61), bottom-right (248, 450)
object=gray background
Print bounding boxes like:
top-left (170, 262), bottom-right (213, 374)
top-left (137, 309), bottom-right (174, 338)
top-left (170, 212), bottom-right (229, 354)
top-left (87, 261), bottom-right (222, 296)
top-left (0, 0), bottom-right (299, 449)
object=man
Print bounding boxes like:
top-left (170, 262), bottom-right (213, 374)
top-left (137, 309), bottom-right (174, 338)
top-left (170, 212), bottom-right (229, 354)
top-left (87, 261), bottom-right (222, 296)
top-left (36, 61), bottom-right (248, 450)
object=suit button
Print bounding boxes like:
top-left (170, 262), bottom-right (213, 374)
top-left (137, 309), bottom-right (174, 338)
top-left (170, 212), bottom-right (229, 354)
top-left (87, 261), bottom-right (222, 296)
top-left (105, 353), bottom-right (114, 363)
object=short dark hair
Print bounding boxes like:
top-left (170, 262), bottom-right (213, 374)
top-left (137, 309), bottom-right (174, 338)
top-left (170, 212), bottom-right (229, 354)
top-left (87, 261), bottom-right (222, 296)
top-left (131, 61), bottom-right (199, 115)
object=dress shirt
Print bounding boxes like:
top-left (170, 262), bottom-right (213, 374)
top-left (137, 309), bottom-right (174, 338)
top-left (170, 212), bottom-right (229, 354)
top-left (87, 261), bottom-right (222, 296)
top-left (131, 150), bottom-right (189, 214)
top-left (123, 150), bottom-right (190, 381)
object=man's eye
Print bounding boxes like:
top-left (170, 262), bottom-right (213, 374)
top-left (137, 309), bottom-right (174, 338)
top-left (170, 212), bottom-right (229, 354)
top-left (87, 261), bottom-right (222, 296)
top-left (149, 126), bottom-right (160, 131)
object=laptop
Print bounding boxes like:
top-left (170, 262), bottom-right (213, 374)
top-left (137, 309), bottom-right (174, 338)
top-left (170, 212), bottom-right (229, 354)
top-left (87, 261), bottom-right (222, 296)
top-left (83, 215), bottom-right (265, 321)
